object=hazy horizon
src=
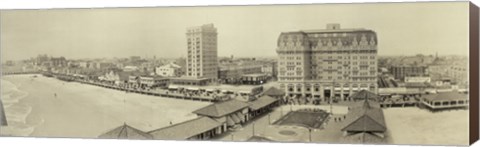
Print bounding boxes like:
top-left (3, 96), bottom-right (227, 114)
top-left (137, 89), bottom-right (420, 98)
top-left (1, 2), bottom-right (470, 62)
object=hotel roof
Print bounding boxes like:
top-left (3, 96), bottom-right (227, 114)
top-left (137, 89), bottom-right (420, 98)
top-left (193, 99), bottom-right (250, 117)
top-left (148, 116), bottom-right (222, 140)
top-left (98, 123), bottom-right (153, 139)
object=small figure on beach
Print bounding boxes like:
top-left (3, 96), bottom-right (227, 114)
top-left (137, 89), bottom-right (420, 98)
top-left (54, 93), bottom-right (57, 98)
top-left (170, 121), bottom-right (173, 125)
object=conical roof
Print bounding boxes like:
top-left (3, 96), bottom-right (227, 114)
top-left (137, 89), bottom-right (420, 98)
top-left (98, 123), bottom-right (153, 139)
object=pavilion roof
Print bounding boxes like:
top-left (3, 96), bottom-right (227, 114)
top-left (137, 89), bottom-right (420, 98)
top-left (261, 87), bottom-right (285, 97)
top-left (98, 123), bottom-right (153, 139)
top-left (193, 99), bottom-right (250, 117)
top-left (148, 117), bottom-right (222, 140)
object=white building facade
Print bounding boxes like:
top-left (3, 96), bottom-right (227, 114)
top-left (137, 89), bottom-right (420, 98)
top-left (155, 63), bottom-right (182, 77)
top-left (276, 24), bottom-right (378, 99)
top-left (186, 24), bottom-right (218, 83)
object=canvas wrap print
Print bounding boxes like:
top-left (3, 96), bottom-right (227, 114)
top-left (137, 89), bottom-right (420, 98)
top-left (0, 1), bottom-right (479, 146)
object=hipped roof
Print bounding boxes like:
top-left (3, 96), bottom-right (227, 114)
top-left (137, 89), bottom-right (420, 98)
top-left (261, 87), bottom-right (285, 97)
top-left (193, 99), bottom-right (250, 117)
top-left (98, 123), bottom-right (153, 139)
top-left (148, 116), bottom-right (222, 140)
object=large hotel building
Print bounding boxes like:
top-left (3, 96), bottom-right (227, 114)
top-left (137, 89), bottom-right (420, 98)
top-left (276, 24), bottom-right (378, 99)
top-left (185, 24), bottom-right (218, 83)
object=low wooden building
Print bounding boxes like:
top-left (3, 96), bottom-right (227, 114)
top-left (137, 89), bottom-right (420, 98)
top-left (341, 91), bottom-right (386, 143)
top-left (193, 99), bottom-right (250, 127)
top-left (248, 95), bottom-right (279, 118)
top-left (422, 92), bottom-right (469, 110)
top-left (240, 73), bottom-right (269, 85)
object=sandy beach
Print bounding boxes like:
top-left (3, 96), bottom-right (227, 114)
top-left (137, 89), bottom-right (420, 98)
top-left (0, 74), bottom-right (210, 138)
top-left (383, 107), bottom-right (469, 146)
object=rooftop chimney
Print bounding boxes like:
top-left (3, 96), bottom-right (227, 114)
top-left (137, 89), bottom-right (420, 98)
top-left (327, 23), bottom-right (341, 30)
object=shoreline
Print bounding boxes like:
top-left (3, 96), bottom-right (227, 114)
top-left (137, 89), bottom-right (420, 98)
top-left (1, 74), bottom-right (211, 138)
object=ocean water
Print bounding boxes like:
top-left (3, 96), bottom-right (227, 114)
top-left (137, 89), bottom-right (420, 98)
top-left (0, 78), bottom-right (43, 137)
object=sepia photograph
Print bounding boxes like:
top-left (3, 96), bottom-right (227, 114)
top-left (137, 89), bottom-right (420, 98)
top-left (0, 1), bottom-right (476, 146)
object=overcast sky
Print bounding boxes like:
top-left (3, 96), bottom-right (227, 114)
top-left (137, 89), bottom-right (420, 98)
top-left (0, 2), bottom-right (469, 62)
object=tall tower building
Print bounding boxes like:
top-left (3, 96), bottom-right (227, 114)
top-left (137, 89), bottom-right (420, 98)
top-left (276, 24), bottom-right (378, 100)
top-left (186, 24), bottom-right (218, 82)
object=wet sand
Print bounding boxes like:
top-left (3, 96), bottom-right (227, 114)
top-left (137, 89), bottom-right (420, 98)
top-left (1, 75), bottom-right (210, 138)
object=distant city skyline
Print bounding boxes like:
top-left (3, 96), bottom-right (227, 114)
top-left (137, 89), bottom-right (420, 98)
top-left (1, 2), bottom-right (469, 62)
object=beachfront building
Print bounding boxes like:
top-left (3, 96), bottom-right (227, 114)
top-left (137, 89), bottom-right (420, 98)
top-left (218, 61), bottom-right (263, 84)
top-left (193, 99), bottom-right (250, 128)
top-left (276, 23), bottom-right (378, 100)
top-left (139, 75), bottom-right (169, 89)
top-left (422, 92), bottom-right (469, 110)
top-left (98, 123), bottom-right (153, 140)
top-left (185, 24), bottom-right (218, 83)
top-left (155, 63), bottom-right (183, 77)
top-left (341, 92), bottom-right (386, 143)
top-left (389, 65), bottom-right (428, 81)
top-left (148, 116), bottom-right (225, 140)
top-left (240, 74), bottom-right (269, 85)
top-left (247, 95), bottom-right (279, 119)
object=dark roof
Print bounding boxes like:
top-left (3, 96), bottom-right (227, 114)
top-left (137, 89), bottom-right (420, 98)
top-left (342, 132), bottom-right (386, 144)
top-left (341, 111), bottom-right (386, 132)
top-left (248, 95), bottom-right (278, 110)
top-left (351, 98), bottom-right (381, 109)
top-left (98, 123), bottom-right (153, 139)
top-left (351, 90), bottom-right (379, 101)
top-left (262, 87), bottom-right (285, 97)
top-left (342, 99), bottom-right (386, 133)
top-left (193, 99), bottom-right (250, 117)
top-left (148, 116), bottom-right (222, 140)
top-left (0, 99), bottom-right (7, 126)
top-left (424, 92), bottom-right (468, 102)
